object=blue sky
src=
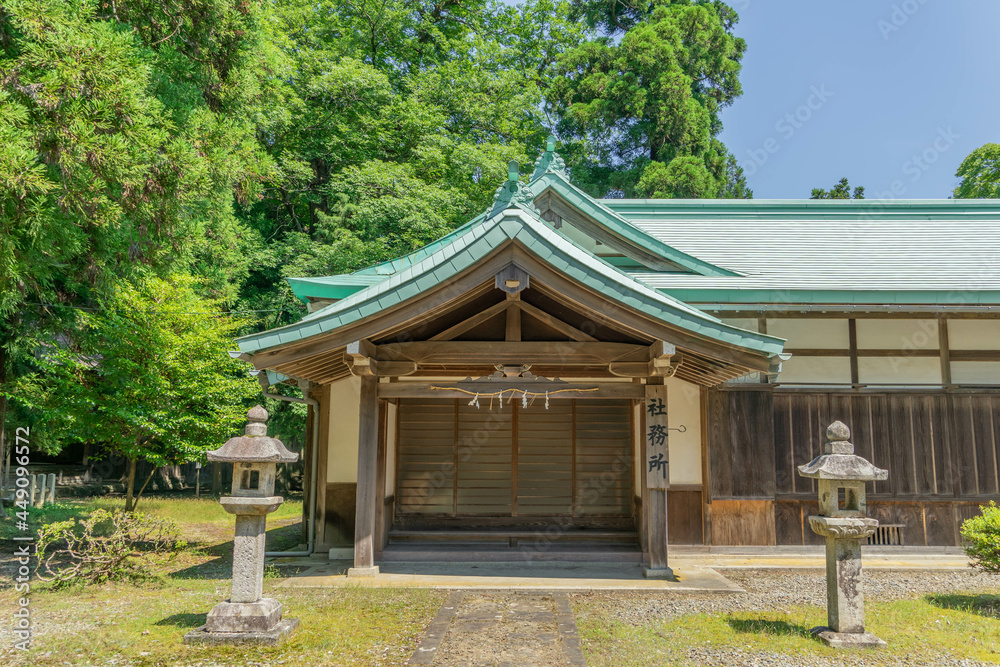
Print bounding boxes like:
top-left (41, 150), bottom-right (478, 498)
top-left (719, 1), bottom-right (1000, 199)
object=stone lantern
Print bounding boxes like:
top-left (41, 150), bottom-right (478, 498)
top-left (184, 406), bottom-right (300, 645)
top-left (798, 421), bottom-right (888, 649)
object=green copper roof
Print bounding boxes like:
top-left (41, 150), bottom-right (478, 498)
top-left (237, 206), bottom-right (785, 358)
top-left (528, 171), bottom-right (739, 277)
top-left (607, 198), bottom-right (1000, 303)
top-left (281, 142), bottom-right (1000, 310)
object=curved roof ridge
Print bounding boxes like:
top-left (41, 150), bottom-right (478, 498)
top-left (237, 206), bottom-right (784, 357)
top-left (528, 171), bottom-right (741, 277)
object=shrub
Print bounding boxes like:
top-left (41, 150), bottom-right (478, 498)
top-left (36, 509), bottom-right (185, 585)
top-left (961, 501), bottom-right (1000, 574)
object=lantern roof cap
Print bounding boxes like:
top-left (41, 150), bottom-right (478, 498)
top-left (797, 421), bottom-right (888, 481)
top-left (207, 406), bottom-right (298, 463)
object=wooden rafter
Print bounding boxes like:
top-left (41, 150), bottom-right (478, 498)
top-left (515, 299), bottom-right (597, 342)
top-left (429, 300), bottom-right (508, 342)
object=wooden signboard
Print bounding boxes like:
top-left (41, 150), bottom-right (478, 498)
top-left (645, 385), bottom-right (669, 490)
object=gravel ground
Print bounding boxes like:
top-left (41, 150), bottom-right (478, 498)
top-left (572, 569), bottom-right (1000, 667)
top-left (575, 569), bottom-right (998, 622)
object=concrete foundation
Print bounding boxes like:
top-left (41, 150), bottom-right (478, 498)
top-left (812, 627), bottom-right (887, 649)
top-left (642, 566), bottom-right (676, 581)
top-left (184, 618), bottom-right (300, 646)
top-left (205, 598), bottom-right (283, 633)
top-left (347, 565), bottom-right (380, 578)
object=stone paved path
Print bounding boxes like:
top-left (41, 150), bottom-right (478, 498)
top-left (407, 591), bottom-right (587, 666)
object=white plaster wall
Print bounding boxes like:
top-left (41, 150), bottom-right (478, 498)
top-left (856, 319), bottom-right (938, 350)
top-left (948, 320), bottom-right (1000, 350)
top-left (858, 357), bottom-right (941, 385)
top-left (766, 318), bottom-right (850, 349)
top-left (777, 356), bottom-right (852, 384)
top-left (327, 375), bottom-right (361, 483)
top-left (667, 376), bottom-right (702, 485)
top-left (952, 361), bottom-right (1000, 385)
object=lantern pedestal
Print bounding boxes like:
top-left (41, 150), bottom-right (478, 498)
top-left (806, 516), bottom-right (886, 648)
top-left (187, 598), bottom-right (300, 645)
top-left (183, 406), bottom-right (300, 646)
top-left (797, 422), bottom-right (888, 650)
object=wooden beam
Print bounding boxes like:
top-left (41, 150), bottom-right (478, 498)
top-left (516, 299), bottom-right (597, 342)
top-left (377, 381), bottom-right (645, 400)
top-left (648, 340), bottom-right (676, 377)
top-left (609, 341), bottom-right (676, 377)
top-left (346, 339), bottom-right (378, 377)
top-left (505, 303), bottom-right (521, 342)
top-left (376, 341), bottom-right (645, 366)
top-left (377, 361), bottom-right (418, 377)
top-left (939, 319), bottom-right (952, 386)
top-left (428, 300), bottom-right (508, 342)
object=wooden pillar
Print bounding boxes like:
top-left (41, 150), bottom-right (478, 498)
top-left (643, 378), bottom-right (674, 579)
top-left (313, 384), bottom-right (330, 549)
top-left (374, 398), bottom-right (389, 558)
top-left (349, 375), bottom-right (380, 576)
top-left (302, 392), bottom-right (314, 545)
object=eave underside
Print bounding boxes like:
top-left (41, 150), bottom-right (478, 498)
top-left (261, 270), bottom-right (767, 388)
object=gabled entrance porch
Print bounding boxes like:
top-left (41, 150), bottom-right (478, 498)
top-left (236, 188), bottom-right (785, 576)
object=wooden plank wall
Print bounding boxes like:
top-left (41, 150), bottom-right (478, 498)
top-left (396, 399), bottom-right (456, 515)
top-left (518, 401), bottom-right (573, 514)
top-left (575, 399), bottom-right (633, 516)
top-left (394, 398), bottom-right (633, 521)
top-left (709, 389), bottom-right (1000, 546)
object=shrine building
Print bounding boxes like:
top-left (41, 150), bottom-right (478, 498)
top-left (235, 140), bottom-right (1000, 573)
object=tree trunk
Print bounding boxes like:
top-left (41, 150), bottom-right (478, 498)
top-left (124, 456), bottom-right (137, 511)
top-left (131, 466), bottom-right (158, 512)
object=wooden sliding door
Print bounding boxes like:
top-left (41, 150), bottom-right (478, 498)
top-left (395, 398), bottom-right (633, 521)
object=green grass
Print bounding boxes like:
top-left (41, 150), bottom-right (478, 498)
top-left (5, 496), bottom-right (998, 665)
top-left (574, 596), bottom-right (1000, 666)
top-left (0, 577), bottom-right (443, 666)
top-left (2, 496), bottom-right (303, 544)
top-left (0, 495), bottom-right (440, 665)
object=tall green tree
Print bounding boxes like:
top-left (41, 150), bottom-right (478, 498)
top-left (15, 276), bottom-right (258, 511)
top-left (237, 0), bottom-right (571, 322)
top-left (811, 177), bottom-right (865, 200)
top-left (0, 0), bottom-right (277, 476)
top-left (953, 143), bottom-right (1000, 199)
top-left (549, 0), bottom-right (749, 198)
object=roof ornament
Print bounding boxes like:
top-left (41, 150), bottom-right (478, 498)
top-left (486, 160), bottom-right (538, 217)
top-left (530, 135), bottom-right (567, 180)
